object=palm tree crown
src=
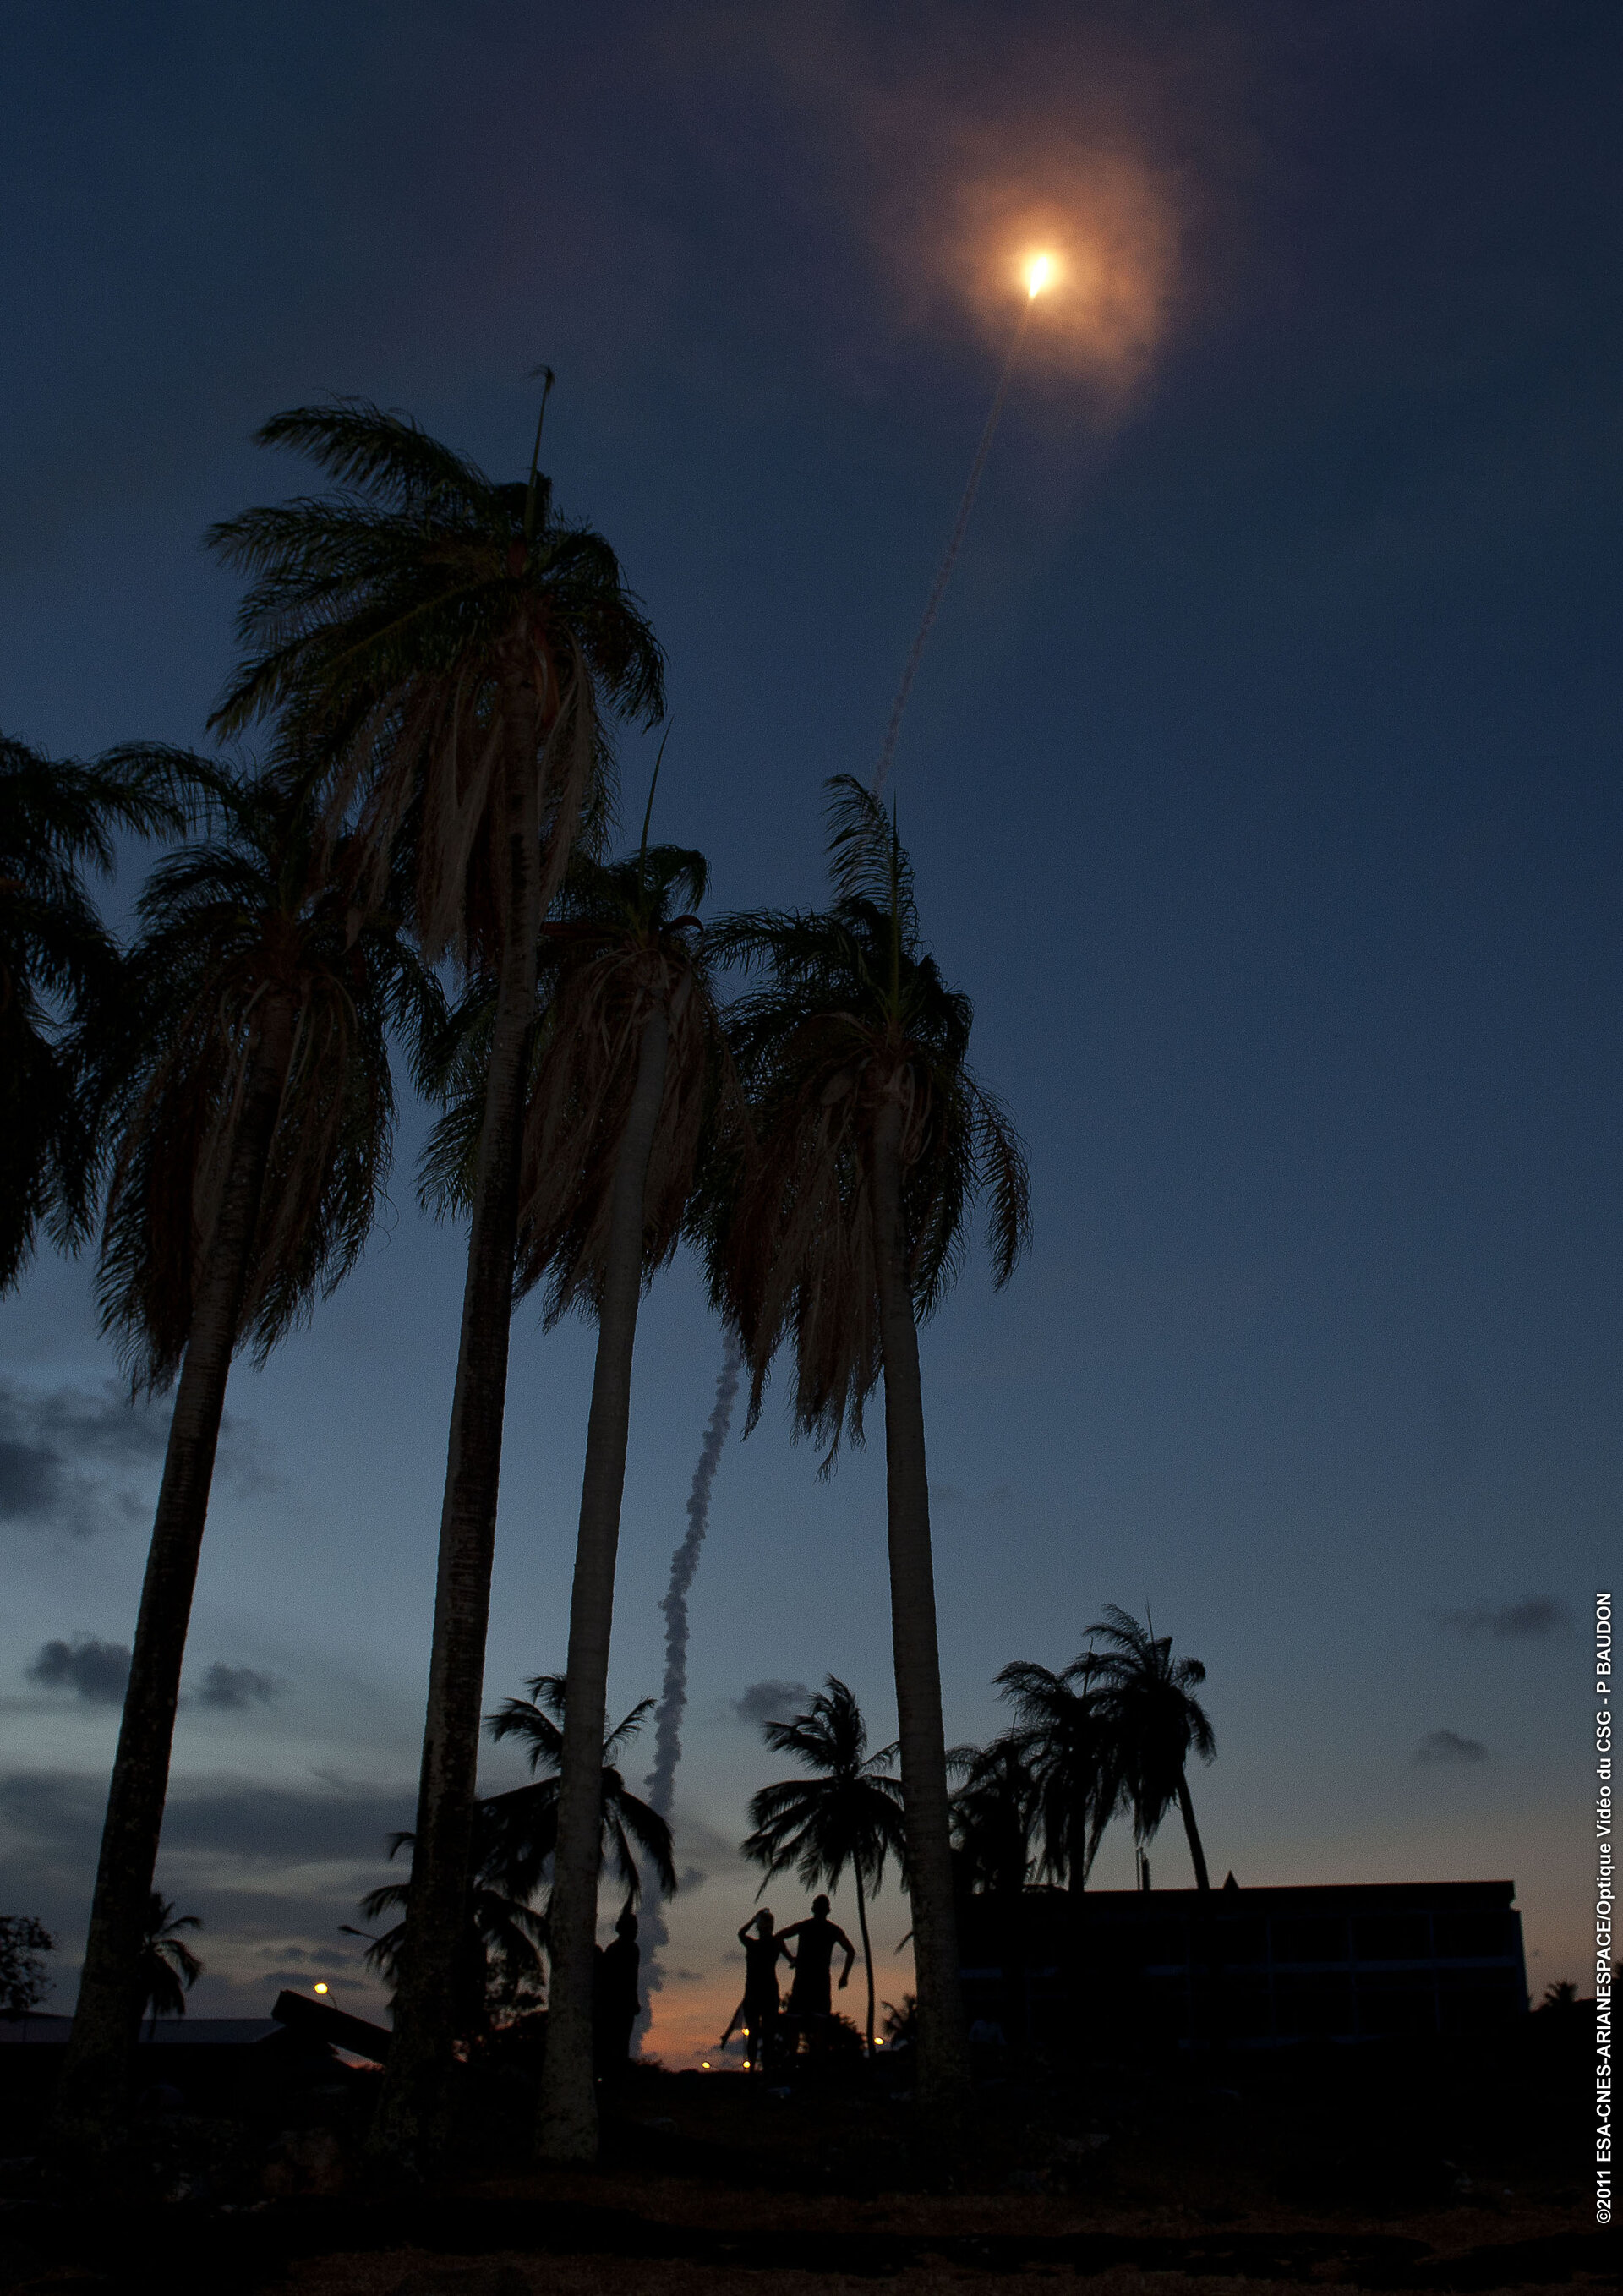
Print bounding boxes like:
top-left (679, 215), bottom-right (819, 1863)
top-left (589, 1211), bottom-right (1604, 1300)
top-left (994, 1656), bottom-right (1123, 1894)
top-left (948, 1734), bottom-right (1041, 1903)
top-left (206, 400), bottom-right (664, 957)
top-left (1086, 1604), bottom-right (1216, 1890)
top-left (420, 838), bottom-right (737, 1322)
top-left (0, 735), bottom-right (190, 1292)
top-left (484, 1674), bottom-right (676, 1905)
top-left (90, 758), bottom-right (434, 1390)
top-left (139, 1895), bottom-right (203, 2031)
top-left (743, 1677), bottom-right (906, 1896)
top-left (707, 774), bottom-right (1030, 1461)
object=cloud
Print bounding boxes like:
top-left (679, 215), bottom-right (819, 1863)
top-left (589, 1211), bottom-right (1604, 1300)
top-left (928, 1483), bottom-right (965, 1507)
top-left (189, 1664), bottom-right (280, 1712)
top-left (1438, 1596), bottom-right (1571, 1642)
top-left (0, 1768), bottom-right (414, 1871)
top-left (1413, 1729), bottom-right (1489, 1767)
top-left (0, 1769), bottom-right (413, 2016)
top-left (26, 1636), bottom-right (130, 1705)
top-left (0, 1379), bottom-right (274, 1538)
top-left (730, 1679), bottom-right (812, 1730)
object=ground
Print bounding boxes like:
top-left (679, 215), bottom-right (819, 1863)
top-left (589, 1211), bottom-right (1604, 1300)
top-left (0, 2020), bottom-right (1602, 2295)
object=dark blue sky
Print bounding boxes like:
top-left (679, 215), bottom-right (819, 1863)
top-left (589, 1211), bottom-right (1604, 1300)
top-left (1, 3), bottom-right (1615, 2048)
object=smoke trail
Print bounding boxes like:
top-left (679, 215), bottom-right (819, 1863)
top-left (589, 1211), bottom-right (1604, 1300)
top-left (635, 1346), bottom-right (743, 2042)
top-left (872, 299), bottom-right (1034, 799)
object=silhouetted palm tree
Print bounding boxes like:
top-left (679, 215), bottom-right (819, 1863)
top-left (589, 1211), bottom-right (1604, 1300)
top-left (424, 831), bottom-right (732, 2160)
top-left (994, 1658), bottom-right (1122, 1898)
top-left (741, 1677), bottom-right (907, 2057)
top-left (209, 402), bottom-right (664, 2164)
top-left (948, 1732), bottom-right (1041, 2049)
top-left (993, 1657), bottom-right (1122, 2053)
top-left (702, 779), bottom-right (1030, 2120)
top-left (138, 1894), bottom-right (203, 2038)
top-left (352, 1681), bottom-right (673, 2043)
top-left (948, 1734), bottom-right (1040, 1903)
top-left (1088, 1605), bottom-right (1216, 1890)
top-left (56, 764), bottom-right (430, 2147)
top-left (1, 735), bottom-right (189, 1292)
top-left (352, 1812), bottom-right (549, 2044)
top-left (484, 1673), bottom-right (677, 1908)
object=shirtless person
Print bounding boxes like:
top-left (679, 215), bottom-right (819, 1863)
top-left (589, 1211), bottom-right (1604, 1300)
top-left (776, 1895), bottom-right (855, 2049)
top-left (719, 1908), bottom-right (793, 2069)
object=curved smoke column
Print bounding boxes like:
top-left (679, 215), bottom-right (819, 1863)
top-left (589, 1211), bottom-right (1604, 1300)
top-left (635, 1347), bottom-right (742, 2043)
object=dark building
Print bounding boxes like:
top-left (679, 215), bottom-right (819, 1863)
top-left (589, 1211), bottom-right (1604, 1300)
top-left (0, 1991), bottom-right (390, 2115)
top-left (959, 1879), bottom-right (1528, 2050)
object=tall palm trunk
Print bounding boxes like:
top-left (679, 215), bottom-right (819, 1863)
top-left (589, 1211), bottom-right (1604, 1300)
top-left (1176, 1772), bottom-right (1210, 1892)
top-left (54, 992), bottom-right (298, 2149)
top-left (854, 1865), bottom-right (876, 2057)
top-left (538, 998), bottom-right (670, 2165)
top-left (373, 704), bottom-right (542, 2168)
top-left (870, 1099), bottom-right (969, 2124)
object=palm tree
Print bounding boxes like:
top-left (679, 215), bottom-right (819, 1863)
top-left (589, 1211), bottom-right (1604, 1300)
top-left (994, 1658), bottom-right (1122, 1897)
top-left (740, 1677), bottom-right (907, 2057)
top-left (1087, 1605), bottom-right (1216, 1890)
top-left (354, 1675), bottom-right (676, 2045)
top-left (1, 735), bottom-right (190, 1293)
top-left (505, 836), bottom-right (732, 2161)
top-left (208, 402), bottom-right (664, 2166)
top-left (138, 1895), bottom-right (203, 2039)
top-left (994, 1657), bottom-right (1123, 2055)
top-left (484, 1673), bottom-right (676, 1911)
top-left (948, 1733), bottom-right (1039, 2050)
top-left (350, 1810), bottom-right (549, 2045)
top-left (54, 763), bottom-right (430, 2147)
top-left (949, 1735), bottom-right (1040, 1902)
top-left (702, 788), bottom-right (1030, 2121)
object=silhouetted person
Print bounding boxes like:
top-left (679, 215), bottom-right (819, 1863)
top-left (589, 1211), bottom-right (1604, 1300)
top-left (593, 1909), bottom-right (641, 2079)
top-left (720, 1908), bottom-right (794, 2070)
top-left (777, 1894), bottom-right (854, 2049)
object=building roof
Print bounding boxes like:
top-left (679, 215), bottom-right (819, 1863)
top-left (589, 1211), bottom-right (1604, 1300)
top-left (0, 2014), bottom-right (282, 2047)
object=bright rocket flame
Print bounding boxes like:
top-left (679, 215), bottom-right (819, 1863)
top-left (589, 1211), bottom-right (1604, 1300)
top-left (1025, 253), bottom-right (1054, 298)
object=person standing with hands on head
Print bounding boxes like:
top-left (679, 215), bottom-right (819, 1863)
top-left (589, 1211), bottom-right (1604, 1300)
top-left (777, 1895), bottom-right (855, 2051)
top-left (720, 1907), bottom-right (794, 2069)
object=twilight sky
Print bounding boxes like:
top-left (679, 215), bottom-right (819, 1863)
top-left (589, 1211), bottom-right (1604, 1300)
top-left (1, 0), bottom-right (1615, 2060)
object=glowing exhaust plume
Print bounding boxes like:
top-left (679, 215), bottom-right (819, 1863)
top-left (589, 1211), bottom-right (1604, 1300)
top-left (634, 1346), bottom-right (743, 2039)
top-left (872, 265), bottom-right (1045, 797)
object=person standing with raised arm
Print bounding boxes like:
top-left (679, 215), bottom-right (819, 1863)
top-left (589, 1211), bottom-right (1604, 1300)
top-left (777, 1895), bottom-right (855, 2052)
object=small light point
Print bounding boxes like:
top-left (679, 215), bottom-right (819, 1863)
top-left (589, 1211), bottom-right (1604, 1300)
top-left (313, 1982), bottom-right (329, 1995)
